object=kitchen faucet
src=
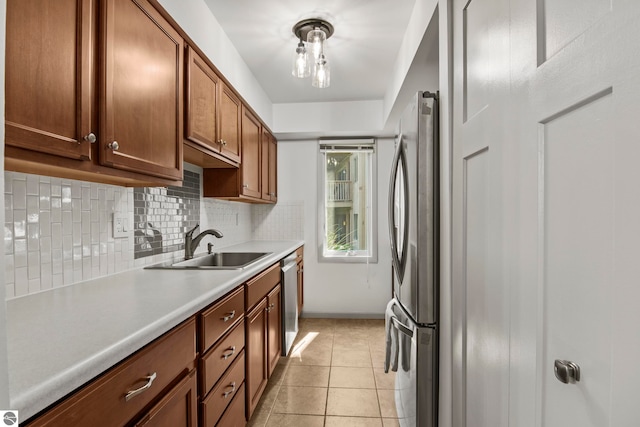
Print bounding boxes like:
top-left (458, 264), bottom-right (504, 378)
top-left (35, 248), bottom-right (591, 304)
top-left (184, 224), bottom-right (223, 259)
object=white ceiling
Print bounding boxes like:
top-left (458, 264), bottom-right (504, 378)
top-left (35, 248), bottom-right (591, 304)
top-left (202, 0), bottom-right (418, 105)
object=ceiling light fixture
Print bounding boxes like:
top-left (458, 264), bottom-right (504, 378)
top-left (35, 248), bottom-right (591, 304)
top-left (291, 18), bottom-right (334, 88)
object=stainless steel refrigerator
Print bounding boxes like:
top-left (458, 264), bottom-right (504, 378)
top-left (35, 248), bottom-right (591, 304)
top-left (385, 90), bottom-right (438, 427)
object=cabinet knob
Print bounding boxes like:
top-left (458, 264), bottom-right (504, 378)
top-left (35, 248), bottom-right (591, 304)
top-left (83, 133), bottom-right (97, 144)
top-left (108, 141), bottom-right (120, 151)
top-left (222, 140), bottom-right (227, 146)
top-left (242, 184), bottom-right (249, 188)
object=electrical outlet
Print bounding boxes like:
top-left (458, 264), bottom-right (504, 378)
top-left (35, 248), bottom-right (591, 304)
top-left (113, 214), bottom-right (128, 238)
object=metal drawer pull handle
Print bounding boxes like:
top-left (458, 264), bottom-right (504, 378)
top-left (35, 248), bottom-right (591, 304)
top-left (222, 310), bottom-right (235, 322)
top-left (554, 360), bottom-right (581, 384)
top-left (125, 372), bottom-right (157, 402)
top-left (222, 346), bottom-right (236, 360)
top-left (222, 381), bottom-right (236, 399)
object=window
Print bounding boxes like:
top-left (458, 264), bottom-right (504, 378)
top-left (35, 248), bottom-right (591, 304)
top-left (318, 139), bottom-right (377, 263)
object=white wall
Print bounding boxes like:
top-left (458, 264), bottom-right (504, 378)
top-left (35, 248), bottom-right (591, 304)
top-left (273, 100), bottom-right (385, 138)
top-left (278, 138), bottom-right (394, 318)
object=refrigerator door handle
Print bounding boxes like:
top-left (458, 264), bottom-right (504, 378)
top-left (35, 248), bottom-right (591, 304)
top-left (391, 316), bottom-right (414, 338)
top-left (388, 134), bottom-right (410, 283)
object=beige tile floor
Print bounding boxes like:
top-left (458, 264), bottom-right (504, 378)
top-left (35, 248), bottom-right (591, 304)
top-left (247, 318), bottom-right (400, 427)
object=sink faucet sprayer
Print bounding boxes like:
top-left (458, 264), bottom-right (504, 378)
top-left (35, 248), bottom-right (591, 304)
top-left (184, 224), bottom-right (223, 259)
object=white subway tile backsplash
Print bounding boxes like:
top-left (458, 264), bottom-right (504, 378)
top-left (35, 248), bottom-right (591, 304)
top-left (26, 174), bottom-right (39, 195)
top-left (13, 179), bottom-right (26, 210)
top-left (4, 169), bottom-right (305, 299)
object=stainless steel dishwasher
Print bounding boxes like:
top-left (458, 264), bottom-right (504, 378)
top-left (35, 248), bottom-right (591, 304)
top-left (281, 253), bottom-right (299, 356)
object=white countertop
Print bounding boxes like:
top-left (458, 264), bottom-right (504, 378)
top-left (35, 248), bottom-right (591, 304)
top-left (6, 240), bottom-right (303, 421)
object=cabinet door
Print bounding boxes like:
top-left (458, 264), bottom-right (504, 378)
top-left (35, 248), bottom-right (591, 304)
top-left (261, 128), bottom-right (270, 201)
top-left (260, 130), bottom-right (278, 202)
top-left (100, 0), bottom-right (183, 180)
top-left (245, 298), bottom-right (268, 419)
top-left (185, 46), bottom-right (218, 154)
top-left (240, 106), bottom-right (262, 199)
top-left (5, 0), bottom-right (94, 161)
top-left (218, 82), bottom-right (242, 163)
top-left (297, 260), bottom-right (304, 314)
top-left (134, 370), bottom-right (197, 427)
top-left (268, 135), bottom-right (278, 202)
top-left (267, 284), bottom-right (282, 377)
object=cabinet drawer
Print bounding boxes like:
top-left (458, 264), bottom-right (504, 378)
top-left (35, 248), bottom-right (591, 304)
top-left (245, 263), bottom-right (280, 310)
top-left (27, 319), bottom-right (196, 427)
top-left (134, 369), bottom-right (197, 427)
top-left (201, 318), bottom-right (245, 395)
top-left (200, 286), bottom-right (244, 352)
top-left (201, 352), bottom-right (245, 427)
top-left (216, 383), bottom-right (246, 427)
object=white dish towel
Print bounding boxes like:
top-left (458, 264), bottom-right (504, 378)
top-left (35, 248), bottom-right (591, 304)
top-left (384, 299), bottom-right (399, 373)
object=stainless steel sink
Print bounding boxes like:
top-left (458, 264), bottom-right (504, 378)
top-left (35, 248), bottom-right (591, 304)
top-left (146, 252), bottom-right (272, 270)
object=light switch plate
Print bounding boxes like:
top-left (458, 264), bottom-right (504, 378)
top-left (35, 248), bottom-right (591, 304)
top-left (113, 213), bottom-right (128, 238)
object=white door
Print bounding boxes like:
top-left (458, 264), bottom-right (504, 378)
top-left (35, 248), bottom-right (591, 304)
top-left (451, 0), bottom-right (512, 426)
top-left (510, 1), bottom-right (640, 426)
top-left (452, 0), bottom-right (640, 426)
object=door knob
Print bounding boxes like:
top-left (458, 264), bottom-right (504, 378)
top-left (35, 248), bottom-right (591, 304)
top-left (554, 359), bottom-right (581, 384)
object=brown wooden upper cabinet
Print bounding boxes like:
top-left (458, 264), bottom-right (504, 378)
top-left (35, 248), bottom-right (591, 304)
top-left (99, 0), bottom-right (183, 181)
top-left (202, 105), bottom-right (277, 203)
top-left (261, 128), bottom-right (278, 202)
top-left (5, 0), bottom-right (184, 186)
top-left (240, 106), bottom-right (262, 199)
top-left (217, 82), bottom-right (242, 164)
top-left (5, 0), bottom-right (94, 162)
top-left (203, 110), bottom-right (277, 204)
top-left (184, 47), bottom-right (241, 168)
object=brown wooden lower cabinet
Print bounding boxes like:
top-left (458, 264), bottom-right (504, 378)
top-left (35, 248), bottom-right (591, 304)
top-left (245, 298), bottom-right (269, 419)
top-left (267, 285), bottom-right (282, 377)
top-left (217, 383), bottom-right (246, 427)
top-left (23, 260), bottom-right (290, 427)
top-left (134, 369), bottom-right (198, 427)
top-left (25, 319), bottom-right (196, 426)
top-left (296, 246), bottom-right (304, 314)
top-left (244, 262), bottom-right (282, 421)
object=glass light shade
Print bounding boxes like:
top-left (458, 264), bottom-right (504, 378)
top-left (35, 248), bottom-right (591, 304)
top-left (291, 41), bottom-right (310, 78)
top-left (312, 54), bottom-right (330, 88)
top-left (307, 27), bottom-right (326, 61)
